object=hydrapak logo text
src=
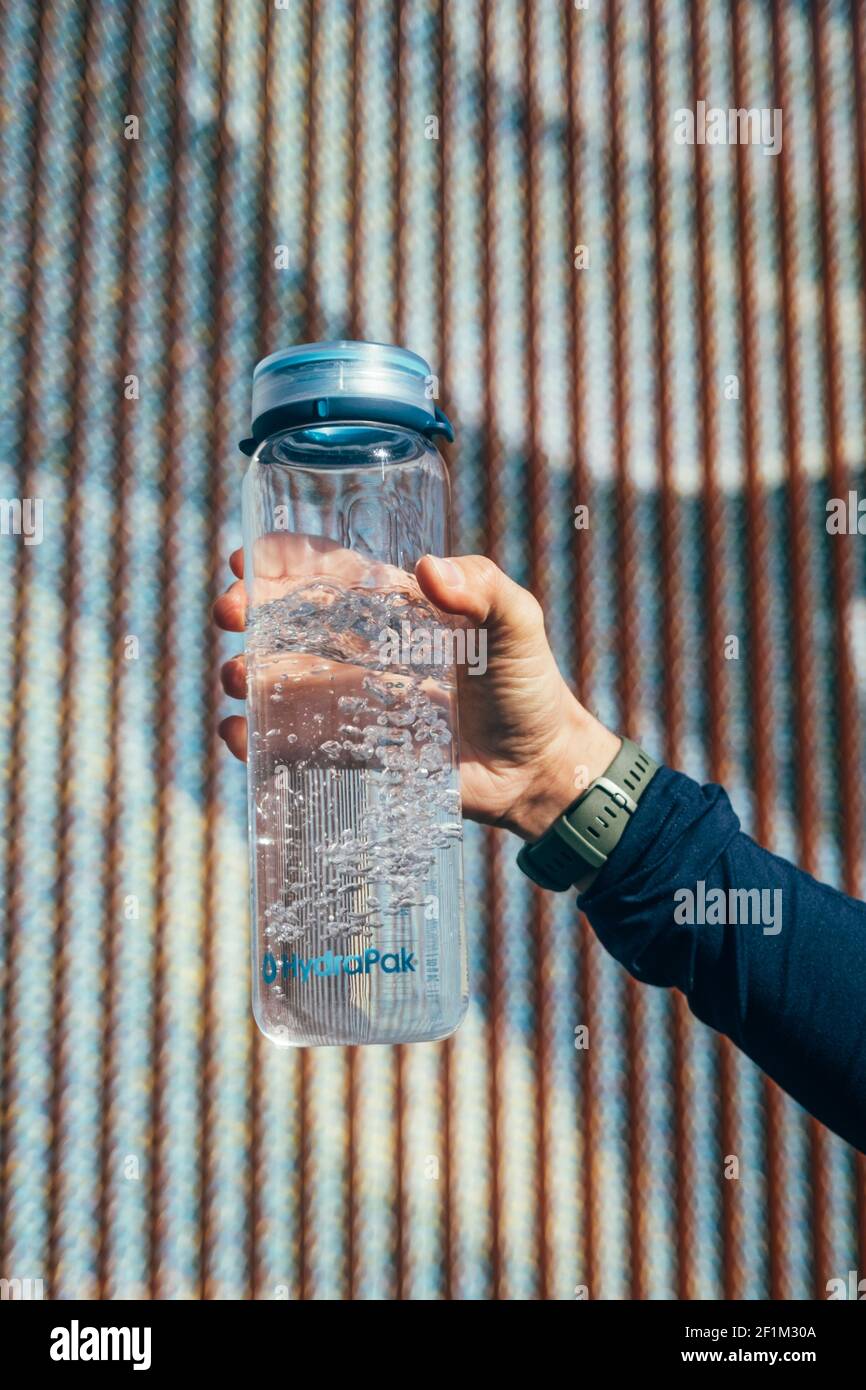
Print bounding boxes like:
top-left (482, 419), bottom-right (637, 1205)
top-left (263, 947), bottom-right (416, 984)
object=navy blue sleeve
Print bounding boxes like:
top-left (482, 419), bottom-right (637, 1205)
top-left (578, 765), bottom-right (866, 1153)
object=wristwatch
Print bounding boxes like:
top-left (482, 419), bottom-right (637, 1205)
top-left (516, 737), bottom-right (659, 892)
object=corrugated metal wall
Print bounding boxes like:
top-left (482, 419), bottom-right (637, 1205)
top-left (1, 0), bottom-right (866, 1300)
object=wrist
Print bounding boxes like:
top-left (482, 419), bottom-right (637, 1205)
top-left (505, 699), bottom-right (621, 843)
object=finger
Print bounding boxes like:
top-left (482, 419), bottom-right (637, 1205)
top-left (212, 578), bottom-right (247, 632)
top-left (218, 714), bottom-right (247, 761)
top-left (245, 531), bottom-right (409, 594)
top-left (415, 554), bottom-right (543, 637)
top-left (220, 654), bottom-right (247, 699)
top-left (229, 547), bottom-right (244, 579)
top-left (251, 531), bottom-right (367, 581)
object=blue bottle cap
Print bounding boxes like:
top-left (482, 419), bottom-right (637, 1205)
top-left (239, 340), bottom-right (455, 455)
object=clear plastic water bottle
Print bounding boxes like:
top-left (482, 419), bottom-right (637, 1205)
top-left (240, 342), bottom-right (468, 1046)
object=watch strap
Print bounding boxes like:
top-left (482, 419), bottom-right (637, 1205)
top-left (517, 737), bottom-right (659, 892)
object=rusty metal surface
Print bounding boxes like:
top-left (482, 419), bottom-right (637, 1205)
top-left (1, 0), bottom-right (865, 1300)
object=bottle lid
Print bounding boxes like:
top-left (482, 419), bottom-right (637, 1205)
top-left (239, 340), bottom-right (454, 455)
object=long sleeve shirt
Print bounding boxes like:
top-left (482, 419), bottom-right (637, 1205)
top-left (578, 765), bottom-right (866, 1153)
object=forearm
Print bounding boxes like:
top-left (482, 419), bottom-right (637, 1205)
top-left (576, 765), bottom-right (866, 1153)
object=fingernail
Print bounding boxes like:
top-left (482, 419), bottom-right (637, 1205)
top-left (426, 555), bottom-right (464, 587)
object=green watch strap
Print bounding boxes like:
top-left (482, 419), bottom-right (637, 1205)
top-left (516, 737), bottom-right (659, 892)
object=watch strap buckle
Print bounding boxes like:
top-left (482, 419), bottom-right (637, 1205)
top-left (517, 738), bottom-right (659, 892)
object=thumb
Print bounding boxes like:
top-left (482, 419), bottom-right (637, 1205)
top-left (414, 554), bottom-right (544, 639)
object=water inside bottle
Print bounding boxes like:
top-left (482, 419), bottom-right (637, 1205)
top-left (247, 580), bottom-right (466, 1045)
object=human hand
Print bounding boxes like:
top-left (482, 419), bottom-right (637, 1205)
top-left (213, 546), bottom-right (620, 842)
top-left (409, 555), bottom-right (620, 840)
